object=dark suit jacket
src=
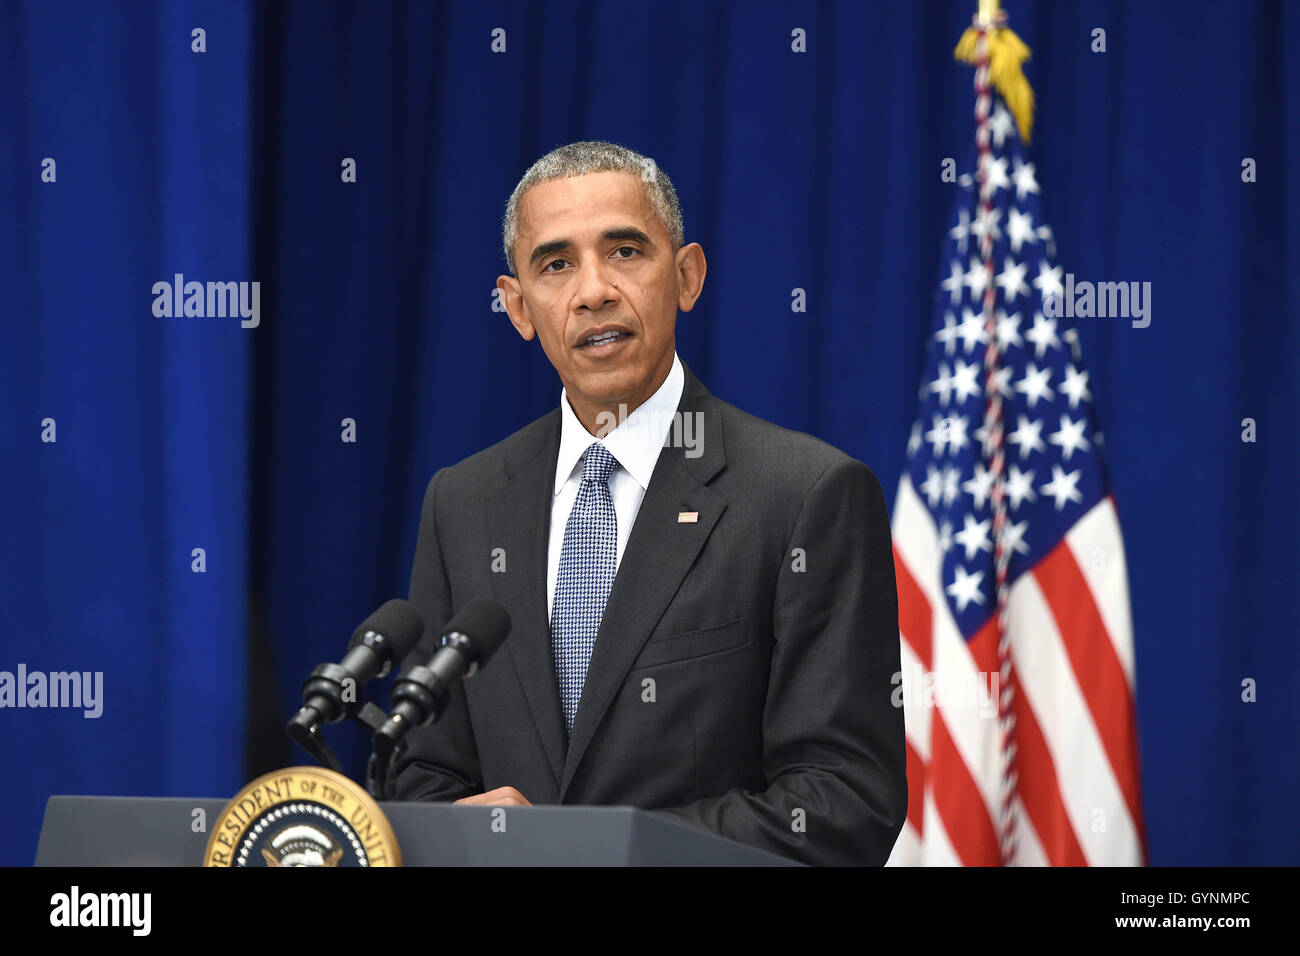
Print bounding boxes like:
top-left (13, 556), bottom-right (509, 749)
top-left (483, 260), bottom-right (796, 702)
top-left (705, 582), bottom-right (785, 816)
top-left (392, 362), bottom-right (906, 865)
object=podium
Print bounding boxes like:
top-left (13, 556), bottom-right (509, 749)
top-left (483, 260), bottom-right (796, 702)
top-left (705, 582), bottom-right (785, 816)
top-left (35, 796), bottom-right (800, 866)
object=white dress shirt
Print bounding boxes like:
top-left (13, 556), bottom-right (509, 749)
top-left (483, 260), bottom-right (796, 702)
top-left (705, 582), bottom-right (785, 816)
top-left (547, 353), bottom-right (685, 619)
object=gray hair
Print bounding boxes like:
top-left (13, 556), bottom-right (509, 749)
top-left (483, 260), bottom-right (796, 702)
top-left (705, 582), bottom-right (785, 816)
top-left (501, 140), bottom-right (684, 276)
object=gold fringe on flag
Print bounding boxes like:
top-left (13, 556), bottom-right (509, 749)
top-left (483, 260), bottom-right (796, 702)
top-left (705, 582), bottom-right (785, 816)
top-left (954, 21), bottom-right (1036, 142)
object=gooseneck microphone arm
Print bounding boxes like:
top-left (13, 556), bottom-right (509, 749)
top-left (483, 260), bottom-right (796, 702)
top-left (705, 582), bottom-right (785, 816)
top-left (286, 704), bottom-right (346, 773)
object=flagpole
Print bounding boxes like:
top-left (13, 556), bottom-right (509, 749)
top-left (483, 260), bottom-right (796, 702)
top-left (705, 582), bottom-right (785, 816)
top-left (966, 0), bottom-right (1019, 867)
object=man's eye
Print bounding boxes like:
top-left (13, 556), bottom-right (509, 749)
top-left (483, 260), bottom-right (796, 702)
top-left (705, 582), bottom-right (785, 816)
top-left (543, 259), bottom-right (569, 272)
top-left (612, 246), bottom-right (637, 259)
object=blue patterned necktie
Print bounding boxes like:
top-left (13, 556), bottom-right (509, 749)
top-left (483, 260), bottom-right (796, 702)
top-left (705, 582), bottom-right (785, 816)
top-left (552, 442), bottom-right (620, 736)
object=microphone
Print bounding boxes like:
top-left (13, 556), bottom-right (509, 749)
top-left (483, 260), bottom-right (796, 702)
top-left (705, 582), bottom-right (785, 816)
top-left (375, 598), bottom-right (511, 748)
top-left (286, 599), bottom-right (425, 746)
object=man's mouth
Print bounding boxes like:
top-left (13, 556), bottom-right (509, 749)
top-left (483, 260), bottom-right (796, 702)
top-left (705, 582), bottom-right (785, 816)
top-left (576, 329), bottom-right (633, 352)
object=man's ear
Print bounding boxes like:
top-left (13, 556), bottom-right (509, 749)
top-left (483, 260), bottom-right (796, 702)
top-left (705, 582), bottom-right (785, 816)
top-left (497, 275), bottom-right (536, 341)
top-left (675, 242), bottom-right (707, 312)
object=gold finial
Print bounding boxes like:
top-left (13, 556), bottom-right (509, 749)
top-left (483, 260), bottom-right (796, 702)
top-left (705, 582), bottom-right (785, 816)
top-left (954, 0), bottom-right (1035, 142)
top-left (976, 0), bottom-right (1002, 28)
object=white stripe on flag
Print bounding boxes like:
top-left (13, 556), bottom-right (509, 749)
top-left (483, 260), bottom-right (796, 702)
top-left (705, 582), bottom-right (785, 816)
top-left (922, 788), bottom-right (963, 866)
top-left (886, 820), bottom-right (921, 866)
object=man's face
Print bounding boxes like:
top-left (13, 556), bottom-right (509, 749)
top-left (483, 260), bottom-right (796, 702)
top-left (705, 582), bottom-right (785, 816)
top-left (498, 170), bottom-right (705, 429)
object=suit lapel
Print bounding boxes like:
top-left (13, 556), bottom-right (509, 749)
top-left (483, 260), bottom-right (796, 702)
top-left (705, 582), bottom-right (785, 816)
top-left (559, 365), bottom-right (728, 799)
top-left (489, 412), bottom-right (567, 787)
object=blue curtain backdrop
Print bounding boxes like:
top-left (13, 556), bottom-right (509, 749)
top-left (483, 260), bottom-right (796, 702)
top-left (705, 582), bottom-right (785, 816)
top-left (1, 0), bottom-right (1296, 866)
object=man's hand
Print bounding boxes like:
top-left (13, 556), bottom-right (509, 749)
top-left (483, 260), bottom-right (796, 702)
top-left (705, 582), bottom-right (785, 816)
top-left (453, 786), bottom-right (532, 806)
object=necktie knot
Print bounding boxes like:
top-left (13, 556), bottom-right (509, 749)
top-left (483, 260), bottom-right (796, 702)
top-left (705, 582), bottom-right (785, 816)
top-left (581, 443), bottom-right (619, 486)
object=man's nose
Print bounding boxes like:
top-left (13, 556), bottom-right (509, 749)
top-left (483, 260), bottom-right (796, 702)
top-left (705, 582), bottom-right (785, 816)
top-left (572, 256), bottom-right (620, 312)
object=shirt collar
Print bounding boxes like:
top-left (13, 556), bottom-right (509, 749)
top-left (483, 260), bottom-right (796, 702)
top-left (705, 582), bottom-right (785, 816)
top-left (554, 352), bottom-right (685, 495)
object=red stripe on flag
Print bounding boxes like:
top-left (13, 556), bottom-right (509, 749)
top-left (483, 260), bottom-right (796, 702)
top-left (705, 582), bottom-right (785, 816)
top-left (969, 615), bottom-right (1088, 866)
top-left (930, 712), bottom-right (1001, 865)
top-left (1034, 542), bottom-right (1146, 859)
top-left (893, 545), bottom-right (933, 668)
top-left (905, 739), bottom-right (926, 836)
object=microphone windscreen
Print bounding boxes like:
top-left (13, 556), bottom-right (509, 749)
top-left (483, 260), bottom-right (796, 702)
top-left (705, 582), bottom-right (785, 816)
top-left (443, 597), bottom-right (512, 663)
top-left (351, 598), bottom-right (425, 664)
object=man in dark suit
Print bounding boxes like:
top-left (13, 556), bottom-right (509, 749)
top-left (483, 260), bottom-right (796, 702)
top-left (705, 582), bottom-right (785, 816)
top-left (392, 141), bottom-right (906, 865)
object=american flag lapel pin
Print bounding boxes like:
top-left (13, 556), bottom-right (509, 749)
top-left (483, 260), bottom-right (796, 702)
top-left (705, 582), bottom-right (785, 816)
top-left (678, 511), bottom-right (698, 523)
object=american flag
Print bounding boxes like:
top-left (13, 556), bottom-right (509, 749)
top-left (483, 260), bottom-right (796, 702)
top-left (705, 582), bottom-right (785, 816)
top-left (886, 27), bottom-right (1145, 866)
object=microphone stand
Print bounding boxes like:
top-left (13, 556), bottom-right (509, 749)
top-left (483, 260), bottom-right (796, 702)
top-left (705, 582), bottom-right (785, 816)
top-left (366, 732), bottom-right (403, 802)
top-left (286, 701), bottom-right (392, 783)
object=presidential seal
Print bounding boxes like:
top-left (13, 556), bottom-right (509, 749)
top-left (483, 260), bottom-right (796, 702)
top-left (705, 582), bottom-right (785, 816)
top-left (203, 766), bottom-right (401, 867)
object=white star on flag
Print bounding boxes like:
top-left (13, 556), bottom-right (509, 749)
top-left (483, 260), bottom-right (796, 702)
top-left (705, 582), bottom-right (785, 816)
top-left (1025, 311), bottom-right (1062, 357)
top-left (953, 514), bottom-right (993, 561)
top-left (1048, 414), bottom-right (1091, 460)
top-left (950, 208), bottom-right (971, 255)
top-left (1012, 155), bottom-right (1039, 200)
top-left (942, 262), bottom-right (965, 306)
top-left (945, 565), bottom-right (986, 611)
top-left (1032, 261), bottom-right (1064, 303)
top-left (996, 257), bottom-right (1030, 303)
top-left (1006, 207), bottom-right (1037, 254)
top-left (1060, 363), bottom-right (1092, 408)
top-left (1008, 414), bottom-right (1046, 458)
top-left (1015, 362), bottom-right (1055, 408)
top-left (1040, 464), bottom-right (1084, 509)
top-left (956, 308), bottom-right (987, 351)
top-left (1005, 463), bottom-right (1037, 510)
